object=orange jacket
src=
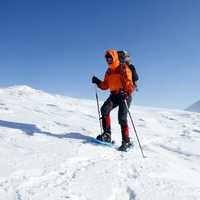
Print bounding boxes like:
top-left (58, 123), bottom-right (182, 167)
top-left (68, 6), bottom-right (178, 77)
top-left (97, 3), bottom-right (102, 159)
top-left (98, 49), bottom-right (134, 95)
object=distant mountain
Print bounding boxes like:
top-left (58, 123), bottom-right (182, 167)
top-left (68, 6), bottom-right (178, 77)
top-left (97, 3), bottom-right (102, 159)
top-left (186, 100), bottom-right (200, 112)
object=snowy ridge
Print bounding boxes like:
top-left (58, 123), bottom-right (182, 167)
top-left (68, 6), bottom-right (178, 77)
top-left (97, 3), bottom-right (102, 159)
top-left (186, 100), bottom-right (200, 113)
top-left (0, 86), bottom-right (200, 200)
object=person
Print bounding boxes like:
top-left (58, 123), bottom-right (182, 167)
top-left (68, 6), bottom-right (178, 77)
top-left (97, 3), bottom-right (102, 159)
top-left (92, 49), bottom-right (136, 151)
top-left (118, 50), bottom-right (139, 89)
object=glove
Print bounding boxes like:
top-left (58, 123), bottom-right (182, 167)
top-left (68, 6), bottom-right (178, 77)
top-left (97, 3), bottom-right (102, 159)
top-left (92, 76), bottom-right (101, 85)
top-left (120, 91), bottom-right (129, 100)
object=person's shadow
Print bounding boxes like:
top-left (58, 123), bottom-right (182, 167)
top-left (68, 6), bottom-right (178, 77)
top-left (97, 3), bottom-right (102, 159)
top-left (0, 120), bottom-right (105, 147)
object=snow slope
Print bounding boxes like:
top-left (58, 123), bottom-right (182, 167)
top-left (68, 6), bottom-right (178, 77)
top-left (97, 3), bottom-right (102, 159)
top-left (187, 100), bottom-right (200, 113)
top-left (0, 85), bottom-right (200, 200)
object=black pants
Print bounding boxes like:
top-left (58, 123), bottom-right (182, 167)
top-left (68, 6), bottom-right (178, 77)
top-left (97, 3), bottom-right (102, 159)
top-left (101, 94), bottom-right (132, 126)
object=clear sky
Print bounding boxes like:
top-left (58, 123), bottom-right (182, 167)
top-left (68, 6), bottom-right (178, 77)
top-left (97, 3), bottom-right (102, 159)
top-left (0, 0), bottom-right (200, 109)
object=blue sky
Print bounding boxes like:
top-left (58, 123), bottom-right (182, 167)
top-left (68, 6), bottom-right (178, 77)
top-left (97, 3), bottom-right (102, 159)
top-left (0, 0), bottom-right (199, 109)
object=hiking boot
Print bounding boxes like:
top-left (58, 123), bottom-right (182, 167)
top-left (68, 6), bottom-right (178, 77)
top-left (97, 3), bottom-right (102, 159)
top-left (96, 132), bottom-right (111, 143)
top-left (118, 140), bottom-right (133, 152)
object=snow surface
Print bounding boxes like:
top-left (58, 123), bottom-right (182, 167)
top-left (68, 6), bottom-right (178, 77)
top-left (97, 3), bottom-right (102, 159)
top-left (187, 100), bottom-right (200, 113)
top-left (0, 85), bottom-right (200, 200)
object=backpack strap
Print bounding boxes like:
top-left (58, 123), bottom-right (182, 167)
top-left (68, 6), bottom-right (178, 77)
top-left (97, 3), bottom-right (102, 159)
top-left (119, 64), bottom-right (127, 92)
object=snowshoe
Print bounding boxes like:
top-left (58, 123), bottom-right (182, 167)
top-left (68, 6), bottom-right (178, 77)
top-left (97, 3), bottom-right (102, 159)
top-left (118, 140), bottom-right (133, 152)
top-left (96, 132), bottom-right (111, 143)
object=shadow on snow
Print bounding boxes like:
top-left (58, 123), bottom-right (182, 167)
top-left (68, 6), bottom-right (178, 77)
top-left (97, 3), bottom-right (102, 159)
top-left (0, 119), bottom-right (103, 146)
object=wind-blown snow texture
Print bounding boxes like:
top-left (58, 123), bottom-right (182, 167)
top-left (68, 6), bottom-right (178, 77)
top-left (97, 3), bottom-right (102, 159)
top-left (0, 85), bottom-right (200, 200)
top-left (187, 100), bottom-right (200, 113)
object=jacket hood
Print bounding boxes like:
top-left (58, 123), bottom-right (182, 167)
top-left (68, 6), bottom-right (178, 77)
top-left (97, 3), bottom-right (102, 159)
top-left (105, 49), bottom-right (120, 70)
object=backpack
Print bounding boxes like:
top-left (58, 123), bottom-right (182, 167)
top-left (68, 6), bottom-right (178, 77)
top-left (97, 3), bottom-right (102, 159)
top-left (117, 51), bottom-right (139, 83)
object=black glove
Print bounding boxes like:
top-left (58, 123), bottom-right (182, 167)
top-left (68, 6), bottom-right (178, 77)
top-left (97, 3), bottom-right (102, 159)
top-left (120, 91), bottom-right (129, 100)
top-left (92, 76), bottom-right (101, 85)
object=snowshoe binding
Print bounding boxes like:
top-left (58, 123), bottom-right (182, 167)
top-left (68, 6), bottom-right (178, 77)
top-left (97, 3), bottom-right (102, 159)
top-left (118, 140), bottom-right (133, 152)
top-left (96, 132), bottom-right (111, 143)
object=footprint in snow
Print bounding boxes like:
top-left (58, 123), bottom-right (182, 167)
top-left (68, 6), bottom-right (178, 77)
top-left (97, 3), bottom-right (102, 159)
top-left (54, 121), bottom-right (69, 128)
top-left (0, 107), bottom-right (9, 111)
top-left (127, 187), bottom-right (136, 200)
top-left (193, 129), bottom-right (200, 134)
top-left (46, 104), bottom-right (58, 108)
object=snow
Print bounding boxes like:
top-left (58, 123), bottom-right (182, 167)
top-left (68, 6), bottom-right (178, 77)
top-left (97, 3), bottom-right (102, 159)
top-left (186, 100), bottom-right (200, 113)
top-left (0, 85), bottom-right (200, 200)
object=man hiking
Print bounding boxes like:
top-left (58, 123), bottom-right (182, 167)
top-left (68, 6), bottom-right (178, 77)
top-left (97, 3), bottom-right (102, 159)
top-left (92, 49), bottom-right (136, 151)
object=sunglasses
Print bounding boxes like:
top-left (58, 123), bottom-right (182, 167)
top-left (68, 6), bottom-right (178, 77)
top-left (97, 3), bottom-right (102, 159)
top-left (106, 57), bottom-right (113, 64)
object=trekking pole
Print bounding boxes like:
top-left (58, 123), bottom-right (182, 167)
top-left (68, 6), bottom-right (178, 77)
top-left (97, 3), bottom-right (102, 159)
top-left (124, 100), bottom-right (145, 158)
top-left (94, 85), bottom-right (103, 135)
